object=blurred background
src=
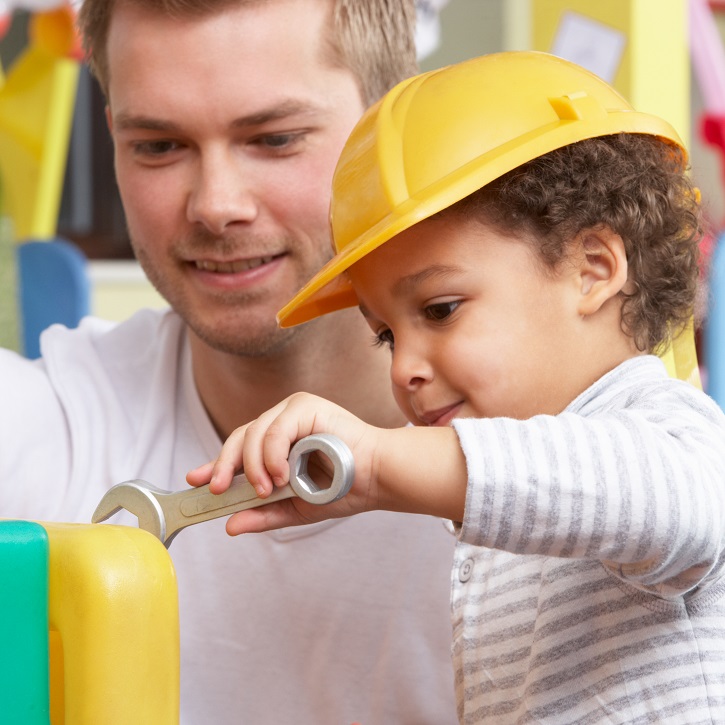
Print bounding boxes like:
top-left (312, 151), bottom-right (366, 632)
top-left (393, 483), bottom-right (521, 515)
top-left (1, 0), bottom-right (723, 404)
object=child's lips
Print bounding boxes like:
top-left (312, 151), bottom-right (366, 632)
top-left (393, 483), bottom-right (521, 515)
top-left (418, 403), bottom-right (463, 427)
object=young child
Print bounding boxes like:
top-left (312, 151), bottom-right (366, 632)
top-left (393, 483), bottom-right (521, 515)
top-left (188, 52), bottom-right (725, 723)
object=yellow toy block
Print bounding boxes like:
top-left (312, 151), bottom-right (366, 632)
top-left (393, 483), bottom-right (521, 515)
top-left (40, 522), bottom-right (180, 724)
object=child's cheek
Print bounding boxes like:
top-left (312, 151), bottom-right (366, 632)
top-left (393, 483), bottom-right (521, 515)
top-left (393, 390), bottom-right (419, 425)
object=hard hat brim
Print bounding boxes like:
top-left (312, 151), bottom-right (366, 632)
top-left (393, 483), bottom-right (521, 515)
top-left (277, 53), bottom-right (685, 328)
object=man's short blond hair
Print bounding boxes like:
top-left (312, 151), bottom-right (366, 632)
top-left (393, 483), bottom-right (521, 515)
top-left (77, 0), bottom-right (418, 107)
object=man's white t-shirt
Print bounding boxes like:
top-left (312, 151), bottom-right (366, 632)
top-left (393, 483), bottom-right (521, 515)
top-left (0, 309), bottom-right (458, 724)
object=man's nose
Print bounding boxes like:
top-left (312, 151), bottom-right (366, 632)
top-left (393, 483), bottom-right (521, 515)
top-left (186, 150), bottom-right (258, 234)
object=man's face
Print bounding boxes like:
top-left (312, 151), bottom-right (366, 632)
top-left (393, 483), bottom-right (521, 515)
top-left (106, 0), bottom-right (365, 356)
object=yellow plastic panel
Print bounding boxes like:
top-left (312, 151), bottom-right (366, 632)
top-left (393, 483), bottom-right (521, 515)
top-left (657, 321), bottom-right (703, 388)
top-left (531, 0), bottom-right (689, 141)
top-left (41, 522), bottom-right (180, 725)
top-left (0, 45), bottom-right (78, 239)
top-left (531, 0), bottom-right (700, 387)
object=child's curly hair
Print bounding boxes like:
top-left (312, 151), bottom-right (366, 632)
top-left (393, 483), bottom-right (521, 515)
top-left (451, 134), bottom-right (702, 353)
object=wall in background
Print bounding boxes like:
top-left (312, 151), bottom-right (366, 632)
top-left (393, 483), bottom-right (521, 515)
top-left (3, 1), bottom-right (724, 321)
top-left (421, 0), bottom-right (725, 234)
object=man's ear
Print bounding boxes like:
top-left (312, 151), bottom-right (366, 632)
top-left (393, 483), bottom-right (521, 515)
top-left (105, 105), bottom-right (112, 133)
top-left (576, 226), bottom-right (628, 316)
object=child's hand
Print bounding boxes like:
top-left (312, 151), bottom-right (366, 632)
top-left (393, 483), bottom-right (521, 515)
top-left (186, 393), bottom-right (382, 535)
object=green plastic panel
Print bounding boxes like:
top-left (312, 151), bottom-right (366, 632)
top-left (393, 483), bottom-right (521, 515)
top-left (0, 520), bottom-right (50, 724)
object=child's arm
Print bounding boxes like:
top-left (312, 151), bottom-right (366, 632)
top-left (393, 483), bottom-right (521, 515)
top-left (186, 392), bottom-right (467, 535)
top-left (451, 389), bottom-right (725, 599)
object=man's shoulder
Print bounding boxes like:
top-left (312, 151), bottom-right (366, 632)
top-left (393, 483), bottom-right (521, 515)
top-left (41, 307), bottom-right (180, 358)
top-left (40, 309), bottom-right (177, 348)
top-left (38, 307), bottom-right (187, 407)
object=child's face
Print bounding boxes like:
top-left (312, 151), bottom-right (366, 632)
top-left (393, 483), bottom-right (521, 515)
top-left (347, 214), bottom-right (590, 425)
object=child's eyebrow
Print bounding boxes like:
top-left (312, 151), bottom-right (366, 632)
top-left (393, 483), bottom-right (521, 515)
top-left (393, 264), bottom-right (465, 295)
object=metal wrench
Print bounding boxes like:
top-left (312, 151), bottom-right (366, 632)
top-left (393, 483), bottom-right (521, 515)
top-left (91, 433), bottom-right (355, 548)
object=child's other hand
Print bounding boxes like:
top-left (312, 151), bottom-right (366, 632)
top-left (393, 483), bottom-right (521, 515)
top-left (186, 393), bottom-right (381, 535)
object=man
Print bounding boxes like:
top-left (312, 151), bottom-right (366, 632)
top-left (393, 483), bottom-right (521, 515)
top-left (0, 0), bottom-right (457, 722)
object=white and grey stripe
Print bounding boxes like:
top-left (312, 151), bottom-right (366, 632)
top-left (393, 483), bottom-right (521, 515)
top-left (450, 356), bottom-right (725, 723)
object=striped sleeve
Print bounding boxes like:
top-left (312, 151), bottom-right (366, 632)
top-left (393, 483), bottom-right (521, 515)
top-left (451, 362), bottom-right (725, 599)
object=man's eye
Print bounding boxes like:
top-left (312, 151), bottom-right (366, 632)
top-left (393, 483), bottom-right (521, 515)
top-left (263, 134), bottom-right (294, 147)
top-left (424, 301), bottom-right (460, 321)
top-left (253, 133), bottom-right (304, 152)
top-left (372, 328), bottom-right (394, 350)
top-left (133, 139), bottom-right (180, 156)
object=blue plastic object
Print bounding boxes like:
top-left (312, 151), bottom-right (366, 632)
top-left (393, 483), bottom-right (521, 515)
top-left (705, 233), bottom-right (725, 410)
top-left (16, 238), bottom-right (90, 359)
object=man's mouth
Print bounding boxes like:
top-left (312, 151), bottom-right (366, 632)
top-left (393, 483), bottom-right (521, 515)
top-left (194, 256), bottom-right (278, 273)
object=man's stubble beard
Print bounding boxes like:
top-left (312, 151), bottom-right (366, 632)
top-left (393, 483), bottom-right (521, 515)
top-left (189, 304), bottom-right (302, 358)
top-left (130, 234), bottom-right (326, 358)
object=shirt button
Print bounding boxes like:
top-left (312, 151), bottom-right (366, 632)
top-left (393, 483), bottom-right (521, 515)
top-left (459, 558), bottom-right (474, 582)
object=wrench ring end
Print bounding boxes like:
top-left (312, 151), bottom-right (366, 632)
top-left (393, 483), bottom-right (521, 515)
top-left (288, 434), bottom-right (355, 505)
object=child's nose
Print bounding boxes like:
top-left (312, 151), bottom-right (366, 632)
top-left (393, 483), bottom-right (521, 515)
top-left (390, 342), bottom-right (434, 391)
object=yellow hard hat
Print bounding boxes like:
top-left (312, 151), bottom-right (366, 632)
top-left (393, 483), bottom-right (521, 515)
top-left (277, 51), bottom-right (685, 328)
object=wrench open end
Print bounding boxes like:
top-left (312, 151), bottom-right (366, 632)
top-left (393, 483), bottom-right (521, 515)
top-left (92, 480), bottom-right (168, 544)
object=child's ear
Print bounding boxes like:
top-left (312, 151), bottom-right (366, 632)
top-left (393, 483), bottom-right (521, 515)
top-left (576, 227), bottom-right (628, 316)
